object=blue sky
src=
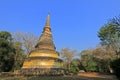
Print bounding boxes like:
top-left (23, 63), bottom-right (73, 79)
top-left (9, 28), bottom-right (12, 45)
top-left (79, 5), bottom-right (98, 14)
top-left (0, 0), bottom-right (120, 53)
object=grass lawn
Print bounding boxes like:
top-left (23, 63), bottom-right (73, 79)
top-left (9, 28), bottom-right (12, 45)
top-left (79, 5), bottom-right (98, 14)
top-left (0, 75), bottom-right (118, 80)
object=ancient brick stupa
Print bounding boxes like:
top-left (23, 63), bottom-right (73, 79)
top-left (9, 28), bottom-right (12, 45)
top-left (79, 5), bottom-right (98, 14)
top-left (21, 14), bottom-right (65, 76)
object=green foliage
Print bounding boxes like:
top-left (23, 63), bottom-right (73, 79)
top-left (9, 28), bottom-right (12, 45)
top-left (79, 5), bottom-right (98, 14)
top-left (69, 67), bottom-right (76, 73)
top-left (86, 60), bottom-right (97, 72)
top-left (0, 31), bottom-right (15, 72)
top-left (80, 49), bottom-right (97, 72)
top-left (96, 15), bottom-right (120, 74)
top-left (98, 23), bottom-right (119, 46)
top-left (0, 31), bottom-right (25, 72)
top-left (98, 16), bottom-right (120, 58)
top-left (69, 59), bottom-right (80, 73)
top-left (80, 49), bottom-right (111, 72)
top-left (60, 48), bottom-right (77, 70)
top-left (110, 58), bottom-right (120, 80)
top-left (0, 31), bottom-right (13, 41)
top-left (13, 42), bottom-right (26, 70)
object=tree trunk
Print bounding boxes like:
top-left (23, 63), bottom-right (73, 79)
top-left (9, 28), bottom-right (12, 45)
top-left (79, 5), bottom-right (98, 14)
top-left (108, 65), bottom-right (114, 73)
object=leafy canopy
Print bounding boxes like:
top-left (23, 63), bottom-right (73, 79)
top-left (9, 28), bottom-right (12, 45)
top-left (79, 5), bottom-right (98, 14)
top-left (0, 31), bottom-right (15, 72)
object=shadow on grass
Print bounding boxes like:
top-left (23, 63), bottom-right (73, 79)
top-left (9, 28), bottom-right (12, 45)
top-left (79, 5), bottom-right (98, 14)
top-left (0, 75), bottom-right (118, 80)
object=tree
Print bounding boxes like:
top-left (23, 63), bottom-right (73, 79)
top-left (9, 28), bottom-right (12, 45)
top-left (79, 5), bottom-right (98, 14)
top-left (98, 15), bottom-right (120, 73)
top-left (70, 59), bottom-right (80, 73)
top-left (13, 42), bottom-right (26, 70)
top-left (60, 48), bottom-right (77, 70)
top-left (92, 46), bottom-right (114, 72)
top-left (12, 32), bottom-right (38, 56)
top-left (80, 47), bottom-right (115, 72)
top-left (110, 58), bottom-right (120, 80)
top-left (0, 31), bottom-right (15, 72)
top-left (98, 17), bottom-right (120, 58)
top-left (80, 49), bottom-right (97, 72)
top-left (86, 61), bottom-right (97, 72)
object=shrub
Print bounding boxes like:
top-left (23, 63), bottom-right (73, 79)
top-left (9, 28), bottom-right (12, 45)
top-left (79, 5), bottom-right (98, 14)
top-left (86, 60), bottom-right (97, 72)
top-left (110, 58), bottom-right (120, 80)
top-left (69, 67), bottom-right (76, 73)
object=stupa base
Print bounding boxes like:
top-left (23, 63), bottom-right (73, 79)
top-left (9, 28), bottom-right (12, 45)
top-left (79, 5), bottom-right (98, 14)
top-left (20, 68), bottom-right (67, 76)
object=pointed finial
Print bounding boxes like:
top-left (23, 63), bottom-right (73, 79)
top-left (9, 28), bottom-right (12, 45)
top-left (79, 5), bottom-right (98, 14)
top-left (45, 13), bottom-right (50, 27)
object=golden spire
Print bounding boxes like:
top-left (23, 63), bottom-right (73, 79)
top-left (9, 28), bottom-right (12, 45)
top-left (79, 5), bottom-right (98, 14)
top-left (45, 13), bottom-right (50, 27)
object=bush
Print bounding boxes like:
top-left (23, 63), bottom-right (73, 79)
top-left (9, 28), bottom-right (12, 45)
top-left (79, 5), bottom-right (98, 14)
top-left (110, 58), bottom-right (120, 80)
top-left (86, 61), bottom-right (97, 72)
top-left (69, 67), bottom-right (76, 73)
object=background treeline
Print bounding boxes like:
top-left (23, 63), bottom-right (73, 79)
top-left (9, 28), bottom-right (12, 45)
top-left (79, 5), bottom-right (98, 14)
top-left (61, 15), bottom-right (120, 79)
top-left (0, 32), bottom-right (38, 72)
top-left (0, 15), bottom-right (120, 79)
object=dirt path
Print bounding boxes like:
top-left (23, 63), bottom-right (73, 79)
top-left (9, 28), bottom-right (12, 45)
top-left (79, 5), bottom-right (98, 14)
top-left (77, 72), bottom-right (117, 79)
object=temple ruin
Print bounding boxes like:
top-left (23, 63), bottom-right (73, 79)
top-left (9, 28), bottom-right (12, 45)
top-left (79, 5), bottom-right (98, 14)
top-left (20, 14), bottom-right (65, 76)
